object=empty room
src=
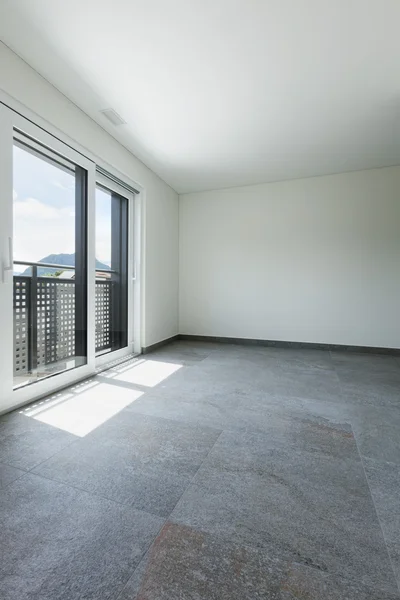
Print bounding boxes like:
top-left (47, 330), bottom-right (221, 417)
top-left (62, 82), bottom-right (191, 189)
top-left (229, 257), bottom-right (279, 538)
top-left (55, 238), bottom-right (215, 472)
top-left (0, 1), bottom-right (399, 599)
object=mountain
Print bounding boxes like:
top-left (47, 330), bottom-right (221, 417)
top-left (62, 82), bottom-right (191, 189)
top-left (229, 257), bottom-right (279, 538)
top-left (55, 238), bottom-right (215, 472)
top-left (22, 253), bottom-right (110, 277)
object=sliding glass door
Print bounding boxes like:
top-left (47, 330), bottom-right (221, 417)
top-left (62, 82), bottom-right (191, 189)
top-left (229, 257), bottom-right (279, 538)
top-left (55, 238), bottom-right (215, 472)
top-left (0, 105), bottom-right (138, 413)
top-left (12, 133), bottom-right (88, 389)
top-left (95, 178), bottom-right (130, 357)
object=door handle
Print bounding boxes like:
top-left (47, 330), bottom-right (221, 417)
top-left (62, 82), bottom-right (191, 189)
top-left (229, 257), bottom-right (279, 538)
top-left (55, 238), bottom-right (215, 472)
top-left (2, 237), bottom-right (13, 283)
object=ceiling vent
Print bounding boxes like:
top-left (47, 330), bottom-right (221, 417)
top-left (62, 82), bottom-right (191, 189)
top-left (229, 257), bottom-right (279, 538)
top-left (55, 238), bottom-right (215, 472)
top-left (100, 108), bottom-right (127, 127)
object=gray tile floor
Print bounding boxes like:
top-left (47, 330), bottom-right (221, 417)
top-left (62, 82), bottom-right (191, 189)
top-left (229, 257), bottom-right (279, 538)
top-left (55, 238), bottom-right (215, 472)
top-left (1, 340), bottom-right (399, 599)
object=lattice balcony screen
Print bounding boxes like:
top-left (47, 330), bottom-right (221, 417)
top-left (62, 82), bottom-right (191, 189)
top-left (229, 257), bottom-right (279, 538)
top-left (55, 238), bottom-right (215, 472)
top-left (13, 276), bottom-right (112, 375)
top-left (95, 281), bottom-right (112, 351)
top-left (13, 278), bottom-right (30, 375)
top-left (37, 280), bottom-right (76, 367)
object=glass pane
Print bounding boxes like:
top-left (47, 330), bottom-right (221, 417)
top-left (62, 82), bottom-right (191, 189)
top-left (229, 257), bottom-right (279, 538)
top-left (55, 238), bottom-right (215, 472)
top-left (95, 184), bottom-right (128, 355)
top-left (95, 187), bottom-right (112, 270)
top-left (13, 137), bottom-right (87, 389)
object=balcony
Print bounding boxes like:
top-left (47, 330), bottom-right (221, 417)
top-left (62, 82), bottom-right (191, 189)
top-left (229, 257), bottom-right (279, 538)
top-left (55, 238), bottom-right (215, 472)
top-left (13, 261), bottom-right (113, 387)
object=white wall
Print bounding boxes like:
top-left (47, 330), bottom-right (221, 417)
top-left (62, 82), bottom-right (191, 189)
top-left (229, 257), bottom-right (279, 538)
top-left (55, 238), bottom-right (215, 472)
top-left (0, 42), bottom-right (179, 348)
top-left (180, 167), bottom-right (400, 348)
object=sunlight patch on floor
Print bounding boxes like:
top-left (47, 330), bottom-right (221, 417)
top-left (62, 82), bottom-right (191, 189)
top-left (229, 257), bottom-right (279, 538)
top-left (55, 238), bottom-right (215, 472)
top-left (100, 359), bottom-right (146, 378)
top-left (22, 379), bottom-right (143, 437)
top-left (19, 357), bottom-right (183, 437)
top-left (112, 359), bottom-right (183, 387)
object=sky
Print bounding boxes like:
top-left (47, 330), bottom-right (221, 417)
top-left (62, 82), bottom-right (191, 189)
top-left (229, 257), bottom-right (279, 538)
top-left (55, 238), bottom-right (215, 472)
top-left (13, 144), bottom-right (112, 266)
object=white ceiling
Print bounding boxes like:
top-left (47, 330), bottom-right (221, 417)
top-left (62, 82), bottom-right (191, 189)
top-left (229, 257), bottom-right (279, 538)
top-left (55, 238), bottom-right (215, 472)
top-left (0, 0), bottom-right (400, 193)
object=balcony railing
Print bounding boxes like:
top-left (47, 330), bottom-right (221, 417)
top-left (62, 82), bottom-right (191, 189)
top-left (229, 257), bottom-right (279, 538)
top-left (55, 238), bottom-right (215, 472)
top-left (13, 261), bottom-right (113, 377)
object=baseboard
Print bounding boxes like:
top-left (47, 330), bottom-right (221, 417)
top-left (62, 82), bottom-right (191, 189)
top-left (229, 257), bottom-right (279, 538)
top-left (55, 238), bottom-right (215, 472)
top-left (142, 334), bottom-right (179, 354)
top-left (178, 334), bottom-right (400, 355)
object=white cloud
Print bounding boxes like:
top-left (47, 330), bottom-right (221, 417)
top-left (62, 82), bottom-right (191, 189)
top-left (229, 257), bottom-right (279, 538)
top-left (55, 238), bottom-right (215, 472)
top-left (14, 197), bottom-right (65, 220)
top-left (13, 197), bottom-right (112, 265)
top-left (13, 198), bottom-right (75, 262)
top-left (51, 179), bottom-right (75, 191)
